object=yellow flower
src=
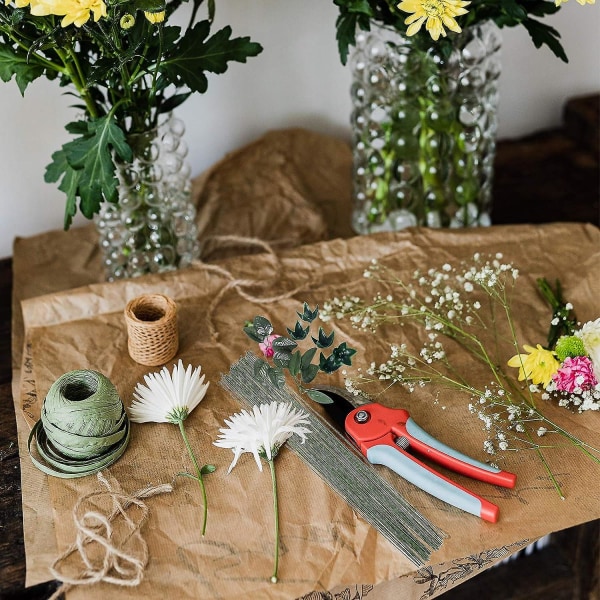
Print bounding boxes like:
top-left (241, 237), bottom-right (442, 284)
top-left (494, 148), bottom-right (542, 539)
top-left (144, 9), bottom-right (165, 23)
top-left (556, 0), bottom-right (595, 5)
top-left (29, 0), bottom-right (107, 26)
top-left (397, 0), bottom-right (470, 41)
top-left (508, 344), bottom-right (560, 387)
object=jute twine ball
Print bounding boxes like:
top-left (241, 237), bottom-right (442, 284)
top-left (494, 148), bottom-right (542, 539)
top-left (29, 370), bottom-right (130, 478)
top-left (124, 293), bottom-right (179, 366)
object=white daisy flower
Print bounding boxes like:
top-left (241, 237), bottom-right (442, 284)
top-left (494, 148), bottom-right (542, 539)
top-left (130, 360), bottom-right (209, 424)
top-left (129, 360), bottom-right (213, 535)
top-left (214, 402), bottom-right (310, 583)
top-left (214, 402), bottom-right (310, 473)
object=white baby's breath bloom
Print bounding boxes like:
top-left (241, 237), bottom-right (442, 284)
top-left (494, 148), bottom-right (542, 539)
top-left (214, 402), bottom-right (310, 473)
top-left (130, 360), bottom-right (209, 423)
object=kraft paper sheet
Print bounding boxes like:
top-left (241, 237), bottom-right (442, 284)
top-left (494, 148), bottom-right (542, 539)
top-left (10, 129), bottom-right (600, 599)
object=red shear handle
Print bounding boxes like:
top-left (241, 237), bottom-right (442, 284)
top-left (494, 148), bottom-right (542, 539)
top-left (403, 417), bottom-right (517, 489)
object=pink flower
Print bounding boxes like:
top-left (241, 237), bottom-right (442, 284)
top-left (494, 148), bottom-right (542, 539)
top-left (551, 356), bottom-right (598, 393)
top-left (259, 334), bottom-right (280, 359)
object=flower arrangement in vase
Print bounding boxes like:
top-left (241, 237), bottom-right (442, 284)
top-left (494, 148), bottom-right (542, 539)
top-left (0, 0), bottom-right (262, 278)
top-left (333, 0), bottom-right (594, 232)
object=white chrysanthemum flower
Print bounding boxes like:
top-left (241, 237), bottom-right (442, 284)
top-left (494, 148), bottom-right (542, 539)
top-left (129, 360), bottom-right (212, 535)
top-left (130, 360), bottom-right (209, 424)
top-left (214, 402), bottom-right (310, 473)
top-left (215, 401), bottom-right (310, 584)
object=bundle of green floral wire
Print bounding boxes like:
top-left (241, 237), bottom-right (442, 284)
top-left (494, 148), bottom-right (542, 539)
top-left (321, 253), bottom-right (600, 499)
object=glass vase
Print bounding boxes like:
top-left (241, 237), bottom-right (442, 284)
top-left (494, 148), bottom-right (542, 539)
top-left (350, 21), bottom-right (502, 233)
top-left (94, 114), bottom-right (200, 280)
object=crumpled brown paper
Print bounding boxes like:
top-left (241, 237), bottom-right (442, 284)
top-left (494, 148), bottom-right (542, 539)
top-left (11, 129), bottom-right (600, 599)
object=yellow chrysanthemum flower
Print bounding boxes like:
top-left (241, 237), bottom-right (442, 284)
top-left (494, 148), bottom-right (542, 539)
top-left (555, 0), bottom-right (595, 5)
top-left (29, 0), bottom-right (107, 27)
top-left (507, 344), bottom-right (560, 387)
top-left (397, 0), bottom-right (471, 41)
top-left (144, 9), bottom-right (165, 23)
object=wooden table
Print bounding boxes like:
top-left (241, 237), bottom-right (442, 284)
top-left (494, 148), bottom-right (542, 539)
top-left (1, 94), bottom-right (598, 600)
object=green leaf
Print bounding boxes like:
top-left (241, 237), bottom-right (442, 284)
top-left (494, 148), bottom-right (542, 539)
top-left (301, 347), bottom-right (317, 369)
top-left (201, 464), bottom-right (216, 475)
top-left (252, 316), bottom-right (273, 340)
top-left (272, 337), bottom-right (298, 351)
top-left (522, 18), bottom-right (567, 63)
top-left (176, 471), bottom-right (198, 481)
top-left (333, 342), bottom-right (358, 367)
top-left (267, 367), bottom-right (286, 388)
top-left (273, 350), bottom-right (292, 368)
top-left (0, 46), bottom-right (45, 95)
top-left (287, 321), bottom-right (310, 340)
top-left (243, 325), bottom-right (262, 343)
top-left (297, 302), bottom-right (319, 323)
top-left (253, 358), bottom-right (269, 379)
top-left (288, 351), bottom-right (301, 377)
top-left (301, 363), bottom-right (319, 384)
top-left (319, 352), bottom-right (340, 374)
top-left (161, 21), bottom-right (263, 93)
top-left (54, 116), bottom-right (132, 220)
top-left (312, 326), bottom-right (335, 349)
top-left (305, 389), bottom-right (334, 405)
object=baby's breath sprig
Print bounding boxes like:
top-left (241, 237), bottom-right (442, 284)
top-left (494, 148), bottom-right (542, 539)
top-left (322, 253), bottom-right (600, 498)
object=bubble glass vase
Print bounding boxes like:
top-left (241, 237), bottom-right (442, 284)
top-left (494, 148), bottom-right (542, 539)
top-left (95, 114), bottom-right (200, 280)
top-left (350, 21), bottom-right (502, 233)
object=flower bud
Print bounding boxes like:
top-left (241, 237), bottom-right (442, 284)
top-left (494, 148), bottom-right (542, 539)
top-left (144, 10), bottom-right (165, 23)
top-left (120, 13), bottom-right (135, 29)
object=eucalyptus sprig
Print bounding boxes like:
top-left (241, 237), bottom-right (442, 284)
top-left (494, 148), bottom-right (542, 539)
top-left (243, 302), bottom-right (357, 404)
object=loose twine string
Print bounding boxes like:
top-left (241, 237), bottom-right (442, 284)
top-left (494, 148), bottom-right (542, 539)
top-left (194, 235), bottom-right (312, 339)
top-left (49, 472), bottom-right (173, 599)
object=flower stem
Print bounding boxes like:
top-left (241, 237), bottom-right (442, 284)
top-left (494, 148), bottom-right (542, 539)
top-left (178, 419), bottom-right (208, 536)
top-left (267, 458), bottom-right (280, 584)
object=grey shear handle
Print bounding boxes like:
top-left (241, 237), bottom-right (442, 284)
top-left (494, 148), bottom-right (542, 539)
top-left (366, 443), bottom-right (499, 522)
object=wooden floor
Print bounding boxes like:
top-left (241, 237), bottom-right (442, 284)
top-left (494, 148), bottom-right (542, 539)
top-left (0, 94), bottom-right (598, 599)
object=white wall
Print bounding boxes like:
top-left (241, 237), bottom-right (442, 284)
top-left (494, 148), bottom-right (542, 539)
top-left (1, 0), bottom-right (598, 258)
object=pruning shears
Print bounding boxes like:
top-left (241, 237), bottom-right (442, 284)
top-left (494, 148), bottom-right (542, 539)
top-left (315, 386), bottom-right (517, 523)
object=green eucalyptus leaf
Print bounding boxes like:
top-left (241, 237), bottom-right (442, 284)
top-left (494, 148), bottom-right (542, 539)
top-left (301, 347), bottom-right (317, 369)
top-left (301, 363), bottom-right (319, 384)
top-left (288, 350), bottom-right (301, 376)
top-left (305, 389), bottom-right (334, 405)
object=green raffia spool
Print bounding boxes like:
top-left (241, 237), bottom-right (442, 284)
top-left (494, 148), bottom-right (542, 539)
top-left (28, 370), bottom-right (130, 478)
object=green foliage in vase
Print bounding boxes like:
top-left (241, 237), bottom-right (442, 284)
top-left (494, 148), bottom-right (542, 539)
top-left (333, 0), bottom-right (591, 64)
top-left (0, 0), bottom-right (263, 227)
